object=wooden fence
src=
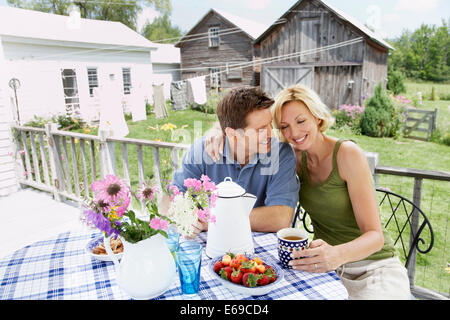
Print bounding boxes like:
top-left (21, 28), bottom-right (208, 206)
top-left (404, 108), bottom-right (438, 141)
top-left (10, 124), bottom-right (450, 299)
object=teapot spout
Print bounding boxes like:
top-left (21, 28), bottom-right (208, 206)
top-left (242, 193), bottom-right (257, 216)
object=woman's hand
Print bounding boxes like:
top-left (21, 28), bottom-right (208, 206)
top-left (184, 218), bottom-right (209, 239)
top-left (289, 239), bottom-right (343, 273)
top-left (204, 123), bottom-right (224, 162)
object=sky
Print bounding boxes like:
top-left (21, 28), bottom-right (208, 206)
top-left (1, 0), bottom-right (449, 40)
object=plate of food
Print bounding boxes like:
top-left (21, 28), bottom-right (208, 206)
top-left (85, 236), bottom-right (124, 262)
top-left (208, 252), bottom-right (284, 296)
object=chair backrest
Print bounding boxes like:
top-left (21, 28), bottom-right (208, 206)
top-left (376, 188), bottom-right (434, 269)
top-left (291, 188), bottom-right (434, 270)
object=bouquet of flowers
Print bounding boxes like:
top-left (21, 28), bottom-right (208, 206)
top-left (82, 174), bottom-right (217, 242)
top-left (167, 174), bottom-right (218, 237)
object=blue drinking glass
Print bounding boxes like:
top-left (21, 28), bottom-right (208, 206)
top-left (176, 241), bottom-right (202, 296)
top-left (166, 225), bottom-right (180, 267)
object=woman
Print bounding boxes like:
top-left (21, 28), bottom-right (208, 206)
top-left (206, 85), bottom-right (411, 300)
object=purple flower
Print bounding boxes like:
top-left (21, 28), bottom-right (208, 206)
top-left (83, 208), bottom-right (120, 237)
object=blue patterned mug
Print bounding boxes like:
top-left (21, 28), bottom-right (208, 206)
top-left (276, 228), bottom-right (309, 269)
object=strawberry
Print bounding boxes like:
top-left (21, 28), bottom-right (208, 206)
top-left (213, 261), bottom-right (224, 274)
top-left (219, 266), bottom-right (233, 280)
top-left (234, 253), bottom-right (248, 262)
top-left (240, 260), bottom-right (256, 273)
top-left (255, 264), bottom-right (266, 274)
top-left (257, 274), bottom-right (269, 286)
top-left (221, 254), bottom-right (232, 266)
top-left (265, 266), bottom-right (277, 283)
top-left (242, 272), bottom-right (258, 287)
top-left (230, 257), bottom-right (242, 270)
top-left (230, 268), bottom-right (243, 284)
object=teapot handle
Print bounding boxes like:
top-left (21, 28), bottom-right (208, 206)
top-left (104, 234), bottom-right (121, 270)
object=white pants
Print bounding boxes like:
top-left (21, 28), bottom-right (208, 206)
top-left (336, 256), bottom-right (411, 300)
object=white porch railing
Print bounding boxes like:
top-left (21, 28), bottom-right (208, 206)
top-left (11, 123), bottom-right (189, 204)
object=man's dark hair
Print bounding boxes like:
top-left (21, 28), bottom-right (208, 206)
top-left (216, 87), bottom-right (274, 134)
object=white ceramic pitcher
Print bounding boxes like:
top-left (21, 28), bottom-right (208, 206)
top-left (206, 177), bottom-right (257, 258)
top-left (104, 233), bottom-right (176, 299)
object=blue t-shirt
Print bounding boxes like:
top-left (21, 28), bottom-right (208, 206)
top-left (171, 136), bottom-right (299, 209)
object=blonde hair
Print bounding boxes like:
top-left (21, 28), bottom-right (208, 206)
top-left (271, 85), bottom-right (335, 142)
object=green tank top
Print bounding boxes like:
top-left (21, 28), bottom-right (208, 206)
top-left (299, 139), bottom-right (396, 261)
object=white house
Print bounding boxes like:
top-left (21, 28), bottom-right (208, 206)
top-left (0, 6), bottom-right (158, 124)
top-left (151, 43), bottom-right (180, 101)
top-left (0, 6), bottom-right (161, 197)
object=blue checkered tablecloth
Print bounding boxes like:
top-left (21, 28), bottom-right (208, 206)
top-left (0, 229), bottom-right (348, 300)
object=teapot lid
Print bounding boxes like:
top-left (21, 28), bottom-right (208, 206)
top-left (216, 177), bottom-right (246, 198)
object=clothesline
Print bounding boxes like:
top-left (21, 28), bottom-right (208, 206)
top-left (160, 37), bottom-right (364, 78)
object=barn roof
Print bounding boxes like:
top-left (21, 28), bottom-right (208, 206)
top-left (254, 0), bottom-right (394, 50)
top-left (0, 6), bottom-right (157, 51)
top-left (174, 8), bottom-right (268, 47)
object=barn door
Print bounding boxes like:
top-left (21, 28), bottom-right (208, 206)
top-left (61, 69), bottom-right (81, 117)
top-left (261, 65), bottom-right (314, 98)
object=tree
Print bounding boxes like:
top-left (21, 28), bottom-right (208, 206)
top-left (388, 20), bottom-right (450, 82)
top-left (7, 0), bottom-right (171, 31)
top-left (141, 13), bottom-right (183, 43)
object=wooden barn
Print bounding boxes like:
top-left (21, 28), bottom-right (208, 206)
top-left (174, 8), bottom-right (267, 91)
top-left (254, 0), bottom-right (394, 109)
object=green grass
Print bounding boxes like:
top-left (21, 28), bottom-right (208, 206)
top-left (404, 80), bottom-right (450, 132)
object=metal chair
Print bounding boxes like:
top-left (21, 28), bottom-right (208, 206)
top-left (291, 187), bottom-right (435, 271)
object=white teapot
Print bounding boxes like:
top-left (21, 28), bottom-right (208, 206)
top-left (206, 177), bottom-right (257, 258)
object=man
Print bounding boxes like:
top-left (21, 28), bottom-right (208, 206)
top-left (170, 87), bottom-right (299, 235)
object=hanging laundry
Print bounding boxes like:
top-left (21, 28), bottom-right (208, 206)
top-left (187, 76), bottom-right (207, 105)
top-left (130, 85), bottom-right (147, 122)
top-left (153, 84), bottom-right (168, 119)
top-left (98, 74), bottom-right (129, 138)
top-left (170, 81), bottom-right (188, 111)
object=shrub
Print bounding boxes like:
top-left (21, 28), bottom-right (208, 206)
top-left (360, 107), bottom-right (392, 137)
top-left (387, 70), bottom-right (406, 95)
top-left (431, 128), bottom-right (450, 146)
top-left (52, 114), bottom-right (83, 130)
top-left (430, 86), bottom-right (439, 101)
top-left (360, 83), bottom-right (404, 138)
top-left (24, 115), bottom-right (52, 128)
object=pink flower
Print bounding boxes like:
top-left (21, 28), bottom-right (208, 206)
top-left (168, 185), bottom-right (181, 201)
top-left (91, 175), bottom-right (130, 208)
top-left (197, 208), bottom-right (210, 222)
top-left (150, 217), bottom-right (161, 230)
top-left (136, 180), bottom-right (159, 202)
top-left (184, 178), bottom-right (202, 191)
top-left (150, 217), bottom-right (169, 231)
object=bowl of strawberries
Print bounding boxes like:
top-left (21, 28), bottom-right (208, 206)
top-left (208, 252), bottom-right (284, 296)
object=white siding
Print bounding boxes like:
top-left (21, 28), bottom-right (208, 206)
top-left (2, 40), bottom-right (154, 123)
top-left (0, 37), bottom-right (19, 196)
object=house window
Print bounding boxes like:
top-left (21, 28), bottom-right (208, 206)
top-left (210, 68), bottom-right (221, 88)
top-left (122, 67), bottom-right (132, 94)
top-left (87, 68), bottom-right (98, 97)
top-left (61, 69), bottom-right (80, 117)
top-left (226, 62), bottom-right (243, 80)
top-left (208, 27), bottom-right (220, 47)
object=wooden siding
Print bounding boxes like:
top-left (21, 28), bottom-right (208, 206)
top-left (178, 11), bottom-right (255, 90)
top-left (257, 0), bottom-right (389, 108)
